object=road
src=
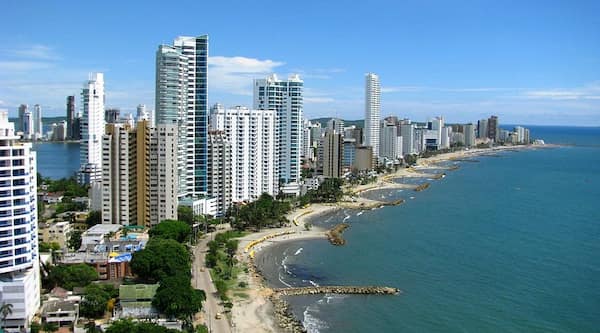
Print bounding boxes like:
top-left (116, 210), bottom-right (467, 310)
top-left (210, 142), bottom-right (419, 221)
top-left (192, 226), bottom-right (232, 333)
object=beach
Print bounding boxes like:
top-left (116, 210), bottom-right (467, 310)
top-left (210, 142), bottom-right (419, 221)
top-left (229, 144), bottom-right (549, 332)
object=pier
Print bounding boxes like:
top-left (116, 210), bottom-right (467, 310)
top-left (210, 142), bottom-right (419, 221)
top-left (273, 285), bottom-right (401, 296)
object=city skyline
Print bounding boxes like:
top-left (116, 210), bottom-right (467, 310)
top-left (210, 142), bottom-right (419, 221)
top-left (1, 1), bottom-right (599, 126)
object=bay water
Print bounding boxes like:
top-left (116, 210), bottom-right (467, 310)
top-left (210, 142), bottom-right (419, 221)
top-left (32, 142), bottom-right (80, 179)
top-left (256, 126), bottom-right (600, 332)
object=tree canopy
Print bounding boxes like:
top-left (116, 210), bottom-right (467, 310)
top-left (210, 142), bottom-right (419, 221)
top-left (105, 319), bottom-right (180, 333)
top-left (67, 230), bottom-right (82, 250)
top-left (149, 219), bottom-right (191, 243)
top-left (130, 238), bottom-right (191, 283)
top-left (152, 274), bottom-right (204, 320)
top-left (79, 284), bottom-right (114, 318)
top-left (229, 193), bottom-right (291, 230)
top-left (177, 206), bottom-right (195, 225)
top-left (47, 264), bottom-right (99, 290)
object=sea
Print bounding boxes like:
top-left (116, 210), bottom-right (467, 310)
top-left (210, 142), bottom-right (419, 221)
top-left (32, 142), bottom-right (80, 179)
top-left (255, 126), bottom-right (600, 333)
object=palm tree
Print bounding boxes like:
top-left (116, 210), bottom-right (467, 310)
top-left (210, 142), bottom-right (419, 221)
top-left (0, 302), bottom-right (13, 328)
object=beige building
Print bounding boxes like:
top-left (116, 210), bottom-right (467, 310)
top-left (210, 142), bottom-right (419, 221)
top-left (39, 221), bottom-right (72, 249)
top-left (322, 130), bottom-right (343, 178)
top-left (353, 146), bottom-right (374, 171)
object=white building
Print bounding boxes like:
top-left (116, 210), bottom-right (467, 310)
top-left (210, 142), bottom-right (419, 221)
top-left (399, 123), bottom-right (415, 156)
top-left (33, 104), bottom-right (43, 140)
top-left (149, 124), bottom-right (179, 226)
top-left (477, 119), bottom-right (488, 139)
top-left (22, 109), bottom-right (34, 140)
top-left (380, 121), bottom-right (398, 160)
top-left (0, 111), bottom-right (40, 332)
top-left (327, 118), bottom-right (344, 135)
top-left (441, 127), bottom-right (451, 149)
top-left (364, 73), bottom-right (381, 158)
top-left (210, 105), bottom-right (277, 202)
top-left (253, 74), bottom-right (303, 190)
top-left (79, 73), bottom-right (105, 184)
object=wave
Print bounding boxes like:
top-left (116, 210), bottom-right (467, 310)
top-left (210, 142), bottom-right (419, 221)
top-left (294, 248), bottom-right (303, 256)
top-left (303, 305), bottom-right (328, 333)
top-left (356, 211), bottom-right (364, 216)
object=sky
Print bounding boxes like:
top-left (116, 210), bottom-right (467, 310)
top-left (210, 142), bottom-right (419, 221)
top-left (0, 0), bottom-right (599, 126)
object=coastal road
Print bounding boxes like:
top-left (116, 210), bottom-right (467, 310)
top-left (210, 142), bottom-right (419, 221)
top-left (192, 225), bottom-right (232, 333)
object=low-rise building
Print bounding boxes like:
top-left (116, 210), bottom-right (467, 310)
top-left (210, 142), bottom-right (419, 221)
top-left (117, 284), bottom-right (159, 319)
top-left (41, 299), bottom-right (79, 329)
top-left (39, 221), bottom-right (72, 249)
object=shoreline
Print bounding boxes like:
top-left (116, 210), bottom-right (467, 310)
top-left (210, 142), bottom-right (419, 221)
top-left (229, 144), bottom-right (553, 332)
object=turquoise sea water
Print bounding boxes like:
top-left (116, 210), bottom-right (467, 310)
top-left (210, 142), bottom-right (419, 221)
top-left (256, 127), bottom-right (600, 332)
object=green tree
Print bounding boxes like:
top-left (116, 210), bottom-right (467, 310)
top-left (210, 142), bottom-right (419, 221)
top-left (47, 264), bottom-right (99, 290)
top-left (42, 322), bottom-right (59, 332)
top-left (85, 211), bottom-right (101, 228)
top-left (84, 320), bottom-right (99, 333)
top-left (149, 220), bottom-right (192, 243)
top-left (177, 206), bottom-right (195, 225)
top-left (79, 284), bottom-right (111, 318)
top-left (67, 230), bottom-right (82, 250)
top-left (152, 275), bottom-right (204, 322)
top-left (0, 302), bottom-right (13, 328)
top-left (105, 319), bottom-right (180, 333)
top-left (130, 238), bottom-right (191, 283)
top-left (30, 322), bottom-right (41, 333)
top-left (39, 242), bottom-right (61, 252)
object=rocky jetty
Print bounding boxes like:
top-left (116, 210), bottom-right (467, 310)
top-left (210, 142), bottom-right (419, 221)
top-left (326, 223), bottom-right (350, 245)
top-left (270, 295), bottom-right (307, 332)
top-left (274, 285), bottom-right (401, 296)
top-left (414, 183), bottom-right (431, 191)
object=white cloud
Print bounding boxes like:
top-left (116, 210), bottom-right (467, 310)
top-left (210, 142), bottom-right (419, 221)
top-left (6, 44), bottom-right (59, 60)
top-left (522, 84), bottom-right (600, 101)
top-left (208, 56), bottom-right (284, 95)
top-left (381, 86), bottom-right (425, 93)
top-left (0, 60), bottom-right (54, 72)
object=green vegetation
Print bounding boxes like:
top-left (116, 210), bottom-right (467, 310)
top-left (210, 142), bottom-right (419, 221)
top-left (85, 211), bottom-right (101, 228)
top-left (79, 284), bottom-right (118, 318)
top-left (177, 206), bottom-right (195, 225)
top-left (42, 322), bottom-right (59, 332)
top-left (105, 319), bottom-right (180, 333)
top-left (44, 176), bottom-right (88, 198)
top-left (47, 264), bottom-right (99, 290)
top-left (149, 220), bottom-right (192, 243)
top-left (54, 199), bottom-right (87, 215)
top-left (298, 178), bottom-right (344, 205)
top-left (39, 241), bottom-right (60, 252)
top-left (228, 193), bottom-right (291, 230)
top-left (130, 238), bottom-right (191, 283)
top-left (130, 219), bottom-right (204, 327)
top-left (205, 230), bottom-right (245, 301)
top-left (67, 230), bottom-right (82, 250)
top-left (404, 154), bottom-right (418, 166)
top-left (1, 302), bottom-right (13, 329)
top-left (152, 275), bottom-right (205, 320)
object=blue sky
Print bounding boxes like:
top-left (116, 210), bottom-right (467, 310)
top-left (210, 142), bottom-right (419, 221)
top-left (1, 0), bottom-right (599, 125)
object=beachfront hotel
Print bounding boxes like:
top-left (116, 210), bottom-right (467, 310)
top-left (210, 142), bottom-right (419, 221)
top-left (0, 111), bottom-right (40, 332)
top-left (364, 73), bottom-right (381, 159)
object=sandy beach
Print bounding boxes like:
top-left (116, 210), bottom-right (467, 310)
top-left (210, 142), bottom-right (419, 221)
top-left (229, 144), bottom-right (547, 332)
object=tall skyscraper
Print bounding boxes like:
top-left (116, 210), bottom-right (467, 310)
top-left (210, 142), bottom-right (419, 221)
top-left (22, 109), bottom-right (34, 140)
top-left (464, 123), bottom-right (475, 147)
top-left (254, 74), bottom-right (303, 189)
top-left (364, 73), bottom-right (381, 158)
top-left (400, 123), bottom-right (415, 156)
top-left (79, 73), bottom-right (105, 184)
top-left (380, 120), bottom-right (399, 160)
top-left (322, 130), bottom-right (343, 178)
top-left (210, 105), bottom-right (277, 202)
top-left (105, 108), bottom-right (120, 124)
top-left (477, 119), bottom-right (488, 139)
top-left (155, 35), bottom-right (208, 198)
top-left (149, 124), bottom-right (179, 226)
top-left (66, 96), bottom-right (75, 139)
top-left (0, 111), bottom-right (40, 332)
top-left (17, 104), bottom-right (27, 133)
top-left (33, 104), bottom-right (42, 140)
top-left (207, 131), bottom-right (232, 217)
top-left (488, 115), bottom-right (499, 142)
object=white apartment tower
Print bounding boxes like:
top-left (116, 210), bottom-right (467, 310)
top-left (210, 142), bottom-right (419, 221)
top-left (33, 104), bottom-right (42, 140)
top-left (0, 111), bottom-right (40, 332)
top-left (149, 124), bottom-right (179, 226)
top-left (253, 74), bottom-right (303, 188)
top-left (79, 73), bottom-right (105, 184)
top-left (210, 105), bottom-right (277, 202)
top-left (364, 73), bottom-right (381, 158)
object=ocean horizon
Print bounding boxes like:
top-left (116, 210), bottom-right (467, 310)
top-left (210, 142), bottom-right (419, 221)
top-left (255, 126), bottom-right (600, 332)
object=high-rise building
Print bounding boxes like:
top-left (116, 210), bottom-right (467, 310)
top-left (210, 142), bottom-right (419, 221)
top-left (0, 111), bottom-right (40, 332)
top-left (33, 104), bottom-right (42, 140)
top-left (364, 73), bottom-right (381, 158)
top-left (51, 121), bottom-right (67, 141)
top-left (210, 105), bottom-right (277, 202)
top-left (254, 74), bottom-right (303, 188)
top-left (207, 131), bottom-right (232, 217)
top-left (380, 120), bottom-right (398, 160)
top-left (327, 118), bottom-right (344, 135)
top-left (136, 104), bottom-right (150, 123)
top-left (72, 116), bottom-right (82, 141)
top-left (66, 96), bottom-right (76, 139)
top-left (342, 138), bottom-right (356, 168)
top-left (17, 104), bottom-right (27, 133)
top-left (155, 35), bottom-right (209, 198)
top-left (149, 124), bottom-right (179, 226)
top-left (464, 123), bottom-right (475, 147)
top-left (79, 73), bottom-right (105, 184)
top-left (354, 146), bottom-right (374, 171)
top-left (105, 108), bottom-right (120, 124)
top-left (399, 123), bottom-right (415, 156)
top-left (488, 115), bottom-right (499, 142)
top-left (22, 109), bottom-right (34, 140)
top-left (322, 130), bottom-right (343, 178)
top-left (477, 119), bottom-right (488, 139)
